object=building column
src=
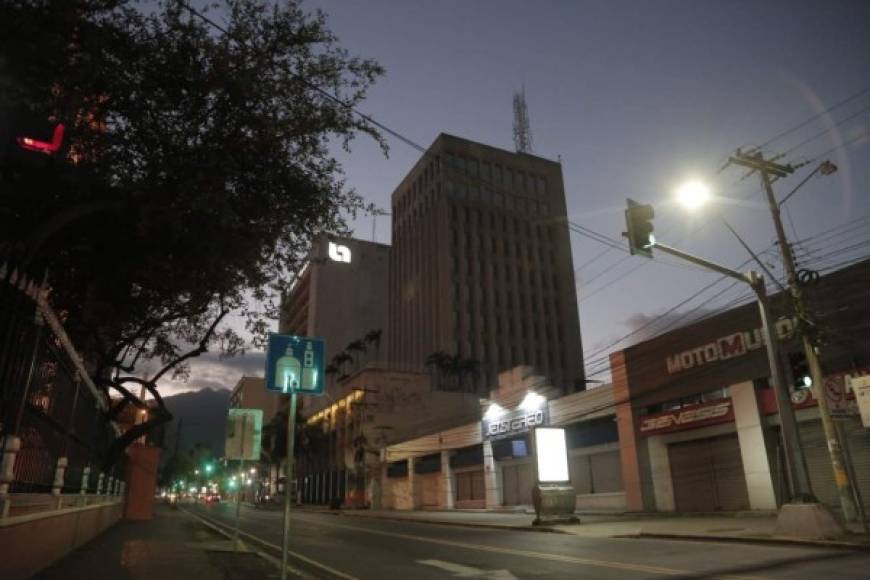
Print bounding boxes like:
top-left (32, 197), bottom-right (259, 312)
top-left (611, 351), bottom-right (649, 511)
top-left (80, 466), bottom-right (91, 496)
top-left (407, 456), bottom-right (417, 510)
top-left (440, 450), bottom-right (455, 510)
top-left (51, 456), bottom-right (67, 507)
top-left (646, 437), bottom-right (676, 511)
top-left (0, 435), bottom-right (20, 518)
top-left (483, 440), bottom-right (502, 509)
top-left (732, 380), bottom-right (778, 510)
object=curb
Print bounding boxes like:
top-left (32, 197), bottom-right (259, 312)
top-left (335, 510), bottom-right (568, 535)
top-left (177, 508), bottom-right (314, 579)
top-left (620, 531), bottom-right (870, 551)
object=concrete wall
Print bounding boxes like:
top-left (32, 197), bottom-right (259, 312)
top-left (0, 499), bottom-right (123, 580)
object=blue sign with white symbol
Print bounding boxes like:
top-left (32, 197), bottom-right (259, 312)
top-left (265, 334), bottom-right (325, 395)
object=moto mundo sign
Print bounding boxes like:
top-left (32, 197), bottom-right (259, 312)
top-left (638, 399), bottom-right (733, 436)
top-left (665, 318), bottom-right (796, 375)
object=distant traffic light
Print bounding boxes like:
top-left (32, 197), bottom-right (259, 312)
top-left (788, 351), bottom-right (812, 389)
top-left (625, 199), bottom-right (655, 258)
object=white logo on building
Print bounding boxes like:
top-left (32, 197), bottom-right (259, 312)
top-left (328, 241), bottom-right (351, 263)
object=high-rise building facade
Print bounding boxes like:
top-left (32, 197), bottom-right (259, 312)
top-left (279, 233), bottom-right (390, 411)
top-left (388, 133), bottom-right (584, 393)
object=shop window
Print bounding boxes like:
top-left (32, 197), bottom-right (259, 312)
top-left (449, 445), bottom-right (483, 469)
top-left (387, 460), bottom-right (408, 478)
top-left (414, 454), bottom-right (442, 474)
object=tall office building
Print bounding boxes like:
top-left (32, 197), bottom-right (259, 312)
top-left (388, 134), bottom-right (584, 393)
top-left (279, 233), bottom-right (390, 412)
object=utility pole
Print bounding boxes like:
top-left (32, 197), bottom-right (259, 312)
top-left (625, 202), bottom-right (845, 539)
top-left (728, 150), bottom-right (859, 522)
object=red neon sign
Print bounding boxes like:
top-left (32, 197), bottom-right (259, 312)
top-left (17, 123), bottom-right (65, 155)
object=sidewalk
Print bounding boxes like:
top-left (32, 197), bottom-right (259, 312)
top-left (309, 506), bottom-right (870, 549)
top-left (34, 504), bottom-right (282, 580)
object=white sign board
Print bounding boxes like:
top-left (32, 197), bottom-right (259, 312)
top-left (848, 376), bottom-right (870, 428)
top-left (534, 427), bottom-right (570, 483)
top-left (225, 408), bottom-right (263, 460)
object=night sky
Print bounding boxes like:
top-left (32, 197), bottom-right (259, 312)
top-left (156, 0), bottom-right (870, 394)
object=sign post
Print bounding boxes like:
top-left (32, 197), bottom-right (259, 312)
top-left (265, 334), bottom-right (325, 580)
top-left (224, 408), bottom-right (262, 551)
top-left (234, 413), bottom-right (246, 551)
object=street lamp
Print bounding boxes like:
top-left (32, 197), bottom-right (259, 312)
top-left (675, 180), bottom-right (711, 210)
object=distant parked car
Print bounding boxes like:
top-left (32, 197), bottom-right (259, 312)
top-left (204, 494), bottom-right (221, 504)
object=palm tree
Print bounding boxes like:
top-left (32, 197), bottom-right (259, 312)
top-left (345, 339), bottom-right (367, 370)
top-left (324, 363), bottom-right (339, 388)
top-left (458, 358), bottom-right (481, 393)
top-left (424, 351), bottom-right (451, 391)
top-left (364, 329), bottom-right (382, 364)
top-left (332, 352), bottom-right (353, 379)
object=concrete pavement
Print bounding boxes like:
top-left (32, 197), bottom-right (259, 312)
top-left (34, 504), bottom-right (283, 580)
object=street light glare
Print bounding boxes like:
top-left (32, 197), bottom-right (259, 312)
top-left (676, 180), bottom-right (711, 210)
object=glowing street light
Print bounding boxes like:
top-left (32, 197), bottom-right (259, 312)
top-left (676, 180), bottom-right (711, 210)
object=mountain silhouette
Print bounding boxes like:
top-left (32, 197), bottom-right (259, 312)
top-left (162, 388), bottom-right (230, 457)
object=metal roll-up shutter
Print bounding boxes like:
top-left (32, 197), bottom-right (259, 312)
top-left (801, 420), bottom-right (839, 507)
top-left (501, 462), bottom-right (534, 505)
top-left (517, 462), bottom-right (534, 505)
top-left (841, 418), bottom-right (870, 512)
top-left (455, 469), bottom-right (486, 507)
top-left (670, 439), bottom-right (717, 512)
top-left (589, 451), bottom-right (623, 493)
top-left (669, 435), bottom-right (749, 512)
top-left (570, 455), bottom-right (592, 494)
top-left (801, 418), bottom-right (870, 513)
top-left (710, 435), bottom-right (750, 511)
top-left (502, 464), bottom-right (519, 505)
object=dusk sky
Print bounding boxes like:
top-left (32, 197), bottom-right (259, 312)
top-left (159, 0), bottom-right (870, 395)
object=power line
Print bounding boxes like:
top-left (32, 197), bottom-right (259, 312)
top-left (760, 85), bottom-right (870, 149)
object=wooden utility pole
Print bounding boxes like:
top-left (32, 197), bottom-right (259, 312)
top-left (728, 150), bottom-right (859, 522)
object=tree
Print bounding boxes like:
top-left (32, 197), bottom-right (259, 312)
top-left (424, 350), bottom-right (451, 391)
top-left (331, 351), bottom-right (353, 378)
top-left (0, 0), bottom-right (384, 465)
top-left (364, 328), bottom-right (382, 363)
top-left (345, 339), bottom-right (367, 370)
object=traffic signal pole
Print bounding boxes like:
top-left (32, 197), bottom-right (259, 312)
top-left (650, 241), bottom-right (815, 503)
top-left (730, 151), bottom-right (860, 522)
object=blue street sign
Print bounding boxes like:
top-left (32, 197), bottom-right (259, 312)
top-left (265, 334), bottom-right (325, 395)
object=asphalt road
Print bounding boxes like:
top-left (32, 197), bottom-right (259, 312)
top-left (184, 502), bottom-right (870, 580)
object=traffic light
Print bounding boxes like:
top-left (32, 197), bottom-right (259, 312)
top-left (788, 351), bottom-right (812, 389)
top-left (625, 199), bottom-right (655, 258)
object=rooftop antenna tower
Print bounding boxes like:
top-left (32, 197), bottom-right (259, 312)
top-left (513, 86), bottom-right (534, 154)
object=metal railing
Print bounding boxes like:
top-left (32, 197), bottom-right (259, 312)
top-left (0, 259), bottom-right (124, 517)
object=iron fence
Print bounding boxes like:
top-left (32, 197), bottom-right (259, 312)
top-left (0, 259), bottom-right (122, 494)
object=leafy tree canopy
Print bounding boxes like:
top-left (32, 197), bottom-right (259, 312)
top-left (0, 0), bottom-right (384, 459)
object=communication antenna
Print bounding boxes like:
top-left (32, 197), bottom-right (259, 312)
top-left (513, 86), bottom-right (534, 154)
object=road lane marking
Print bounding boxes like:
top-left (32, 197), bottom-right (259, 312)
top-left (418, 559), bottom-right (517, 578)
top-left (182, 507), bottom-right (358, 580)
top-left (303, 517), bottom-right (767, 580)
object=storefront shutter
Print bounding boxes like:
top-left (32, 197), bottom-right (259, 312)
top-left (589, 451), bottom-right (623, 493)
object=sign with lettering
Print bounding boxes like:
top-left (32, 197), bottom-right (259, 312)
top-left (638, 399), bottom-right (733, 436)
top-left (482, 407), bottom-right (549, 441)
top-left (664, 318), bottom-right (796, 375)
